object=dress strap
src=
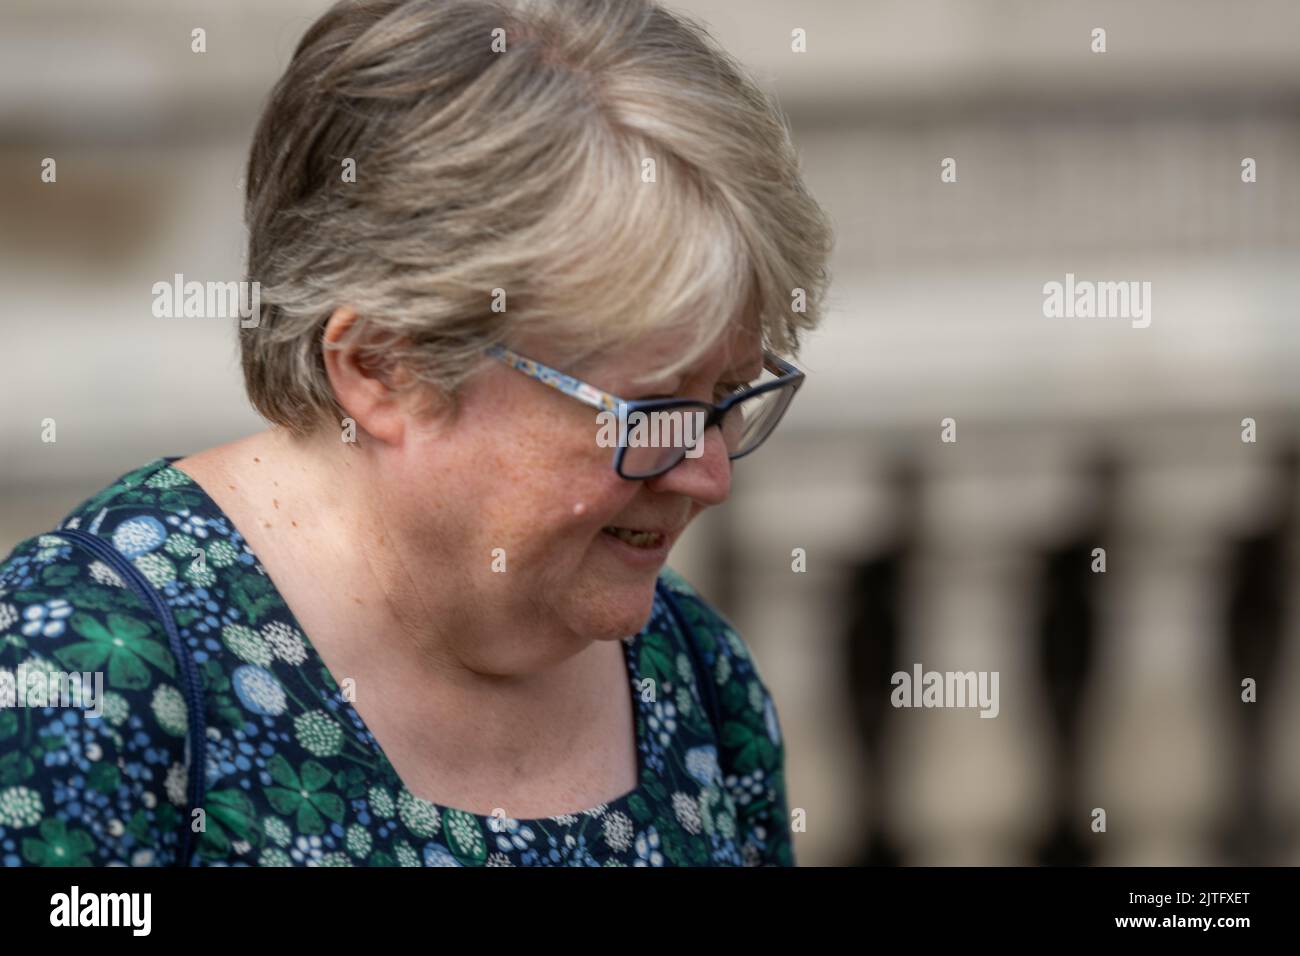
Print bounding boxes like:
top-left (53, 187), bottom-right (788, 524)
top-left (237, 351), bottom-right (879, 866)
top-left (54, 527), bottom-right (208, 866)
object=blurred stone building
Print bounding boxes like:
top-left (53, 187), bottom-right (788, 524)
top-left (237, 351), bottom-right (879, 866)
top-left (2, 0), bottom-right (1299, 865)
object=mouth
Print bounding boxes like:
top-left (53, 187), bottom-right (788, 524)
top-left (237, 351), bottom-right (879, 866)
top-left (600, 526), bottom-right (667, 550)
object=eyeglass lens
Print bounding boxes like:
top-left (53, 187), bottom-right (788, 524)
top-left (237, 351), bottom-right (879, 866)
top-left (618, 379), bottom-right (798, 479)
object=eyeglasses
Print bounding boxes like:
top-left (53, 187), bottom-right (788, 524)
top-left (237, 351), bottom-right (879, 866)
top-left (484, 344), bottom-right (805, 480)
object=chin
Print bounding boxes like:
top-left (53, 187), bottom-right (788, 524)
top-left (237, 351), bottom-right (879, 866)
top-left (572, 574), bottom-right (659, 642)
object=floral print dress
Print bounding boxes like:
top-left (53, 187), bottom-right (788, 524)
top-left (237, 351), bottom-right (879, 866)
top-left (0, 457), bottom-right (794, 866)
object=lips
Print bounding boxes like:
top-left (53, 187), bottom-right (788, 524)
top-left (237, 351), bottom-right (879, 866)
top-left (601, 526), bottom-right (666, 549)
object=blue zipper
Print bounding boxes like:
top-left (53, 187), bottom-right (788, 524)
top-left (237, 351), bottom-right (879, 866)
top-left (54, 526), bottom-right (206, 866)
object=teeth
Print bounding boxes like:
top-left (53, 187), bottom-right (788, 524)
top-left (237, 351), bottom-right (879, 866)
top-left (603, 526), bottom-right (662, 548)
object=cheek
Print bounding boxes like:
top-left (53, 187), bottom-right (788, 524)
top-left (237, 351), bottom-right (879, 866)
top-left (505, 412), bottom-right (628, 514)
top-left (549, 467), bottom-right (636, 534)
top-left (570, 474), bottom-right (638, 529)
top-left (458, 446), bottom-right (613, 556)
top-left (453, 405), bottom-right (639, 552)
top-left (519, 468), bottom-right (639, 561)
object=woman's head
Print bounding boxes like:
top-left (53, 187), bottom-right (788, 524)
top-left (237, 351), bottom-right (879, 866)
top-left (238, 0), bottom-right (833, 649)
top-left (241, 0), bottom-right (832, 433)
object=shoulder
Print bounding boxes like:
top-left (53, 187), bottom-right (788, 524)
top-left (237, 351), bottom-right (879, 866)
top-left (0, 457), bottom-right (220, 684)
top-left (56, 457), bottom-right (233, 562)
top-left (655, 566), bottom-right (794, 866)
top-left (0, 470), bottom-right (199, 865)
top-left (656, 566), bottom-right (773, 694)
top-left (654, 566), bottom-right (785, 764)
top-left (0, 531), bottom-right (171, 671)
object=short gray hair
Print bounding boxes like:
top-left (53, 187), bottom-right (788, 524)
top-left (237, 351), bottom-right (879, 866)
top-left (242, 0), bottom-right (834, 435)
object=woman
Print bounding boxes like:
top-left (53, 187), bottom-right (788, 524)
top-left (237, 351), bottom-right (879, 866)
top-left (0, 0), bottom-right (832, 866)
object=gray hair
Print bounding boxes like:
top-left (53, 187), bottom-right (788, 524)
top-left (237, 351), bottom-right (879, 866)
top-left (242, 0), bottom-right (834, 434)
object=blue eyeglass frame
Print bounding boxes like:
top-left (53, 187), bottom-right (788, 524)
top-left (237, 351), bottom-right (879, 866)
top-left (483, 343), bottom-right (806, 479)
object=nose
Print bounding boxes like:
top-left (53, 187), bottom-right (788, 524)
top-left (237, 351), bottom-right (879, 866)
top-left (643, 425), bottom-right (732, 506)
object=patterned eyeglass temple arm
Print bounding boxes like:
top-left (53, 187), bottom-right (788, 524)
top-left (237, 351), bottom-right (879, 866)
top-left (484, 344), bottom-right (623, 413)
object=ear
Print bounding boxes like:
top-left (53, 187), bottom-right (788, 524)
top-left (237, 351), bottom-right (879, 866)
top-left (320, 307), bottom-right (418, 446)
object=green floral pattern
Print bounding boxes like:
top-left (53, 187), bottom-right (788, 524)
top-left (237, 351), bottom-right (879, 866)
top-left (0, 457), bottom-right (793, 866)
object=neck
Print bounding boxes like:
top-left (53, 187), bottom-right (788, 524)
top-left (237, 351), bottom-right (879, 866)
top-left (177, 426), bottom-right (619, 781)
top-left (184, 426), bottom-right (599, 693)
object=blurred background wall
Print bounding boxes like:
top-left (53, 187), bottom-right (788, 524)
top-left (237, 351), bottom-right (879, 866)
top-left (2, 0), bottom-right (1299, 866)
